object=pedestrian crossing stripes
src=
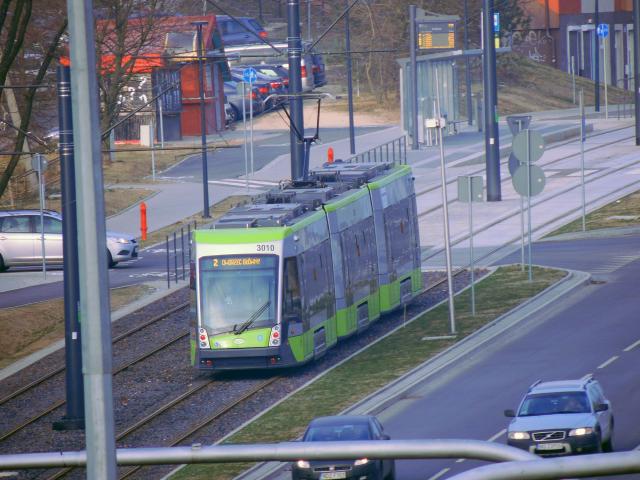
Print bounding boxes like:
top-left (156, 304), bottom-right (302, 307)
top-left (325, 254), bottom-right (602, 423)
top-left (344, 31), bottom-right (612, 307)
top-left (208, 178), bottom-right (279, 190)
top-left (589, 254), bottom-right (640, 275)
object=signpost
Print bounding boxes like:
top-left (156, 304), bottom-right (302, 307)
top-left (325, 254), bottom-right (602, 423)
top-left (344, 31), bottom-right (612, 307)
top-left (31, 153), bottom-right (48, 278)
top-left (243, 68), bottom-right (257, 183)
top-left (457, 175), bottom-right (483, 315)
top-left (597, 24), bottom-right (610, 118)
top-left (580, 89), bottom-right (586, 231)
top-left (511, 129), bottom-right (547, 281)
top-left (507, 114), bottom-right (532, 271)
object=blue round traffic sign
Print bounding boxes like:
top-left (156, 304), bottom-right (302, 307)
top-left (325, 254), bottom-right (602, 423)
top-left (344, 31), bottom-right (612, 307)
top-left (242, 67), bottom-right (258, 83)
top-left (597, 24), bottom-right (609, 38)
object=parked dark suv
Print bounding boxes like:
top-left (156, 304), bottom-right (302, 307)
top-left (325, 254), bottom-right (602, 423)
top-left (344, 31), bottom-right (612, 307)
top-left (505, 376), bottom-right (614, 456)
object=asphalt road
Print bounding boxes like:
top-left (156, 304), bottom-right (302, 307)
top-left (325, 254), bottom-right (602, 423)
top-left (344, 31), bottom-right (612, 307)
top-left (377, 234), bottom-right (640, 479)
top-left (160, 126), bottom-right (384, 181)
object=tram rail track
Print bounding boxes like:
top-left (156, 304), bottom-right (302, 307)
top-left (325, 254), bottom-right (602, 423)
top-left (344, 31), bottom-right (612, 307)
top-left (0, 302), bottom-right (190, 444)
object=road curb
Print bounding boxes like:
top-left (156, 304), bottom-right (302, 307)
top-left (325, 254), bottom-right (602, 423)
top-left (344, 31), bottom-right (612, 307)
top-left (0, 281), bottom-right (187, 382)
top-left (231, 267), bottom-right (590, 480)
top-left (540, 225), bottom-right (640, 242)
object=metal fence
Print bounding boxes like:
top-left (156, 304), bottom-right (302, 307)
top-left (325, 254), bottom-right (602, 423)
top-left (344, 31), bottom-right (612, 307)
top-left (345, 135), bottom-right (407, 165)
top-left (165, 221), bottom-right (196, 289)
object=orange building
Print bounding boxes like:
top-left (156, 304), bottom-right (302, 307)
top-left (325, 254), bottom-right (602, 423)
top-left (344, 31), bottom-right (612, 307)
top-left (513, 0), bottom-right (634, 89)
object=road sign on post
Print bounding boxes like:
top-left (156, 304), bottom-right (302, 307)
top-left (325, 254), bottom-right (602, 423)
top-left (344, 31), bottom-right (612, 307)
top-left (597, 23), bottom-right (609, 38)
top-left (242, 67), bottom-right (258, 83)
top-left (510, 129), bottom-right (547, 282)
top-left (457, 175), bottom-right (483, 316)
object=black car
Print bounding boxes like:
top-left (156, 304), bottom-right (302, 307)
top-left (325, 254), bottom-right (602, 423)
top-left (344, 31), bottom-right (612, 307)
top-left (291, 415), bottom-right (395, 480)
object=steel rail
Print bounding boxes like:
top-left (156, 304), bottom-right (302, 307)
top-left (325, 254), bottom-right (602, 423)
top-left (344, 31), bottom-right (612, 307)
top-left (117, 376), bottom-right (280, 479)
top-left (421, 151), bottom-right (640, 263)
top-left (0, 327), bottom-right (189, 443)
top-left (413, 124), bottom-right (634, 201)
top-left (0, 302), bottom-right (189, 407)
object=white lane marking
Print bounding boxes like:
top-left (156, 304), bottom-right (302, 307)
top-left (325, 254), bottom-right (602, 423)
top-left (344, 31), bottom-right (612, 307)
top-left (597, 356), bottom-right (619, 369)
top-left (623, 339), bottom-right (640, 352)
top-left (488, 429), bottom-right (507, 442)
top-left (455, 458), bottom-right (465, 463)
top-left (428, 467), bottom-right (450, 480)
top-left (581, 373), bottom-right (593, 380)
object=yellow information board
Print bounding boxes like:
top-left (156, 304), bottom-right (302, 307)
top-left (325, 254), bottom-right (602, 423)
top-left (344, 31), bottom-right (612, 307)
top-left (417, 22), bottom-right (456, 50)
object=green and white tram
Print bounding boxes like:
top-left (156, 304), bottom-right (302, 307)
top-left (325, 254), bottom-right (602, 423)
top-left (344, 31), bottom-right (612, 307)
top-left (190, 162), bottom-right (422, 370)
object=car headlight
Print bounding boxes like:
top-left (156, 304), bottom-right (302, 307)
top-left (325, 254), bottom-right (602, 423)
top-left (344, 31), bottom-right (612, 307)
top-left (569, 427), bottom-right (594, 436)
top-left (508, 431), bottom-right (530, 440)
top-left (296, 460), bottom-right (310, 469)
top-left (354, 458), bottom-right (369, 466)
top-left (115, 237), bottom-right (131, 244)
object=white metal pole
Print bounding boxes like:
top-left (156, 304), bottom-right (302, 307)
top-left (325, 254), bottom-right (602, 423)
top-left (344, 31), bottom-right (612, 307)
top-left (520, 195), bottom-right (525, 271)
top-left (526, 130), bottom-right (532, 282)
top-left (242, 83), bottom-right (248, 193)
top-left (604, 34), bottom-right (609, 119)
top-left (435, 67), bottom-right (456, 335)
top-left (37, 156), bottom-right (46, 279)
top-left (249, 77), bottom-right (255, 184)
top-left (580, 89), bottom-right (586, 231)
top-left (150, 123), bottom-right (156, 181)
top-left (468, 177), bottom-right (475, 316)
top-left (571, 55), bottom-right (576, 104)
top-left (158, 93), bottom-right (165, 148)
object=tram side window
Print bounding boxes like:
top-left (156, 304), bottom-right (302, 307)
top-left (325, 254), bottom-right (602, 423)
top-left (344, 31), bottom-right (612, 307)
top-left (283, 257), bottom-right (302, 318)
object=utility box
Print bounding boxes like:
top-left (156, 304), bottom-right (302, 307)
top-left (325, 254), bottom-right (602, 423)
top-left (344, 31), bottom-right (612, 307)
top-left (140, 124), bottom-right (154, 147)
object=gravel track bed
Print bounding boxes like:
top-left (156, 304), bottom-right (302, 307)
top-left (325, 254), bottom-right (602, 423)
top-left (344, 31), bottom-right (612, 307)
top-left (0, 271), bottom-right (476, 480)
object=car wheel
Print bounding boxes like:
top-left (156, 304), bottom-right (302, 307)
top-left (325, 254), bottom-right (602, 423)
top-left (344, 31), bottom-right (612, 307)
top-left (229, 105), bottom-right (239, 123)
top-left (603, 420), bottom-right (614, 452)
top-left (385, 460), bottom-right (396, 480)
top-left (107, 250), bottom-right (117, 269)
top-left (0, 254), bottom-right (7, 272)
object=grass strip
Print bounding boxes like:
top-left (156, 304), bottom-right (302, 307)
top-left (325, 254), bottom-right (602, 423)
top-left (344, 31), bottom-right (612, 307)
top-left (0, 283), bottom-right (156, 369)
top-left (545, 189), bottom-right (640, 237)
top-left (172, 265), bottom-right (566, 480)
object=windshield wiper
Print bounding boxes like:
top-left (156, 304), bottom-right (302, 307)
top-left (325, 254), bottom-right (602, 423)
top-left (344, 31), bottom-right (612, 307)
top-left (234, 300), bottom-right (270, 335)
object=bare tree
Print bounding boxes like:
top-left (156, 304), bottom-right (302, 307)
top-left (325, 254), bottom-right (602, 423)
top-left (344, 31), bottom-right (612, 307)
top-left (94, 0), bottom-right (176, 145)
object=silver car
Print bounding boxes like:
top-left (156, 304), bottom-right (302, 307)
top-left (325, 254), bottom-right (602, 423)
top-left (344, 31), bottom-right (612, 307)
top-left (505, 376), bottom-right (614, 456)
top-left (0, 210), bottom-right (138, 270)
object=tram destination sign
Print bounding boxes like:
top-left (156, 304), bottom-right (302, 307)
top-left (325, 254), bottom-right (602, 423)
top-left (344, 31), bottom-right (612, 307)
top-left (417, 21), bottom-right (456, 50)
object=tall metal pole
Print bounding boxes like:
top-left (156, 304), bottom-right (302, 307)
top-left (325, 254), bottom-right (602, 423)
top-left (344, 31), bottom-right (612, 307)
top-left (635, 0), bottom-right (640, 145)
top-left (435, 68), bottom-right (456, 335)
top-left (464, 0), bottom-right (473, 125)
top-left (409, 5), bottom-right (419, 149)
top-left (242, 82), bottom-right (249, 192)
top-left (287, 0), bottom-right (305, 180)
top-left (66, 0), bottom-right (117, 474)
top-left (580, 89), bottom-right (586, 231)
top-left (526, 130), bottom-right (533, 282)
top-left (345, 0), bottom-right (355, 154)
top-left (194, 21), bottom-right (210, 218)
top-left (52, 65), bottom-right (84, 431)
top-left (482, 0), bottom-right (501, 201)
top-left (307, 0), bottom-right (312, 41)
top-left (595, 0), bottom-right (600, 112)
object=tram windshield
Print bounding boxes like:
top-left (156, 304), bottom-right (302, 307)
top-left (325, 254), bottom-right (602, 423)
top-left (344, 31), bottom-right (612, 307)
top-left (199, 255), bottom-right (278, 334)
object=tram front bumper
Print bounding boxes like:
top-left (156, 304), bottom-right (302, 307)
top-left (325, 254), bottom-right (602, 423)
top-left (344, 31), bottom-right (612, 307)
top-left (197, 346), bottom-right (294, 370)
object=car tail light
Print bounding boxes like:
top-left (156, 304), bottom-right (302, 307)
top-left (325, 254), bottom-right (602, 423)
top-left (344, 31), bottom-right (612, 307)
top-left (270, 81), bottom-right (282, 89)
top-left (198, 327), bottom-right (210, 349)
top-left (300, 65), bottom-right (307, 78)
top-left (251, 91), bottom-right (257, 99)
top-left (259, 86), bottom-right (269, 95)
top-left (259, 31), bottom-right (268, 39)
top-left (269, 324), bottom-right (281, 346)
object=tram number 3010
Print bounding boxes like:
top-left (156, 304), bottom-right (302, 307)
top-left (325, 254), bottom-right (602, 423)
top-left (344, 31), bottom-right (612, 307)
top-left (256, 244), bottom-right (275, 252)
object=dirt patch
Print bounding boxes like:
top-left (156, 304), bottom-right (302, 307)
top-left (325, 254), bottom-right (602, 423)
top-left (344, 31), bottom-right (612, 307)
top-left (0, 283), bottom-right (156, 369)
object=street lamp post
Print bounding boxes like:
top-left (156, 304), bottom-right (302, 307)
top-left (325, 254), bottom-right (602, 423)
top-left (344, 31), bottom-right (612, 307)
top-left (193, 21), bottom-right (210, 218)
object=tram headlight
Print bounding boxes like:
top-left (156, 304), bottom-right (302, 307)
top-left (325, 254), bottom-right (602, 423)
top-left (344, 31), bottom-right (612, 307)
top-left (269, 324), bottom-right (281, 346)
top-left (198, 327), bottom-right (210, 349)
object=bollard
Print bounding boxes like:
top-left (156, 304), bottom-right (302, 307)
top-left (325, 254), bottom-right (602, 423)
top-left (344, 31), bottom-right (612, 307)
top-left (327, 147), bottom-right (334, 164)
top-left (140, 202), bottom-right (147, 241)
